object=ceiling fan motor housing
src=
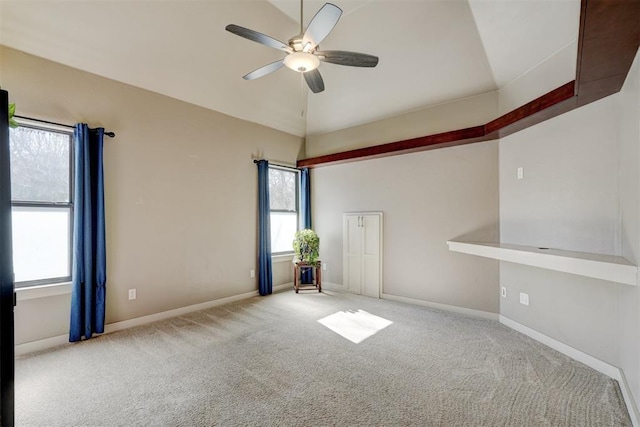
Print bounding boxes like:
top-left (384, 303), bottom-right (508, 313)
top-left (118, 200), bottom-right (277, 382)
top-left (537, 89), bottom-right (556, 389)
top-left (288, 35), bottom-right (316, 53)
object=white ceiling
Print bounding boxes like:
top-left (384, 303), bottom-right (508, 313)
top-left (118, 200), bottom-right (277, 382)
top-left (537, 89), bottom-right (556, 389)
top-left (0, 0), bottom-right (580, 138)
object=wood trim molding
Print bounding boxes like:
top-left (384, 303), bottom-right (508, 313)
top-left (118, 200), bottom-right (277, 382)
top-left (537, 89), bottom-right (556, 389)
top-left (298, 0), bottom-right (640, 169)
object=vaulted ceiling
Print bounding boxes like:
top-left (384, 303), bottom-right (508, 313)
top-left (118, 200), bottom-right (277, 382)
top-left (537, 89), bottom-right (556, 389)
top-left (0, 0), bottom-right (580, 138)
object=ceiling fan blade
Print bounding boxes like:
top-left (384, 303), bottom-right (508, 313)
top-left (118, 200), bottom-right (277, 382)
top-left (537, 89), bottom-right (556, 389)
top-left (316, 50), bottom-right (379, 67)
top-left (304, 69), bottom-right (325, 93)
top-left (302, 3), bottom-right (342, 51)
top-left (243, 60), bottom-right (285, 80)
top-left (226, 24), bottom-right (292, 53)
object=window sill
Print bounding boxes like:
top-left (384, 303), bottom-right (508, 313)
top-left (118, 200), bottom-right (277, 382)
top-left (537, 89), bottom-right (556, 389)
top-left (272, 254), bottom-right (294, 264)
top-left (15, 282), bottom-right (72, 301)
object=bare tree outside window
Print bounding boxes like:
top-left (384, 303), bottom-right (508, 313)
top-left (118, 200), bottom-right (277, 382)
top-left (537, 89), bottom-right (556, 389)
top-left (9, 126), bottom-right (70, 203)
top-left (269, 168), bottom-right (296, 212)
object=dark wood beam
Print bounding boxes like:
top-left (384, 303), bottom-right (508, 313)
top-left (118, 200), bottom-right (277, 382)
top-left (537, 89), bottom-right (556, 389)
top-left (298, 0), bottom-right (640, 169)
top-left (484, 82), bottom-right (577, 140)
top-left (298, 126), bottom-right (486, 168)
top-left (576, 0), bottom-right (640, 106)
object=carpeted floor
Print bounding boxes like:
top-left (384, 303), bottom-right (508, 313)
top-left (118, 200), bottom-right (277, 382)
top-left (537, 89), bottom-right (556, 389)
top-left (15, 290), bottom-right (631, 426)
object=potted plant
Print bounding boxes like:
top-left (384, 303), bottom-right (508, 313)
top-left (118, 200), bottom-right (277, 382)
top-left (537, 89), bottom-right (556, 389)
top-left (293, 229), bottom-right (320, 265)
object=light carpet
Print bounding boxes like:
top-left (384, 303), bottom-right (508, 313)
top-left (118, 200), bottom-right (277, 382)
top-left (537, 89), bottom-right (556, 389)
top-left (15, 290), bottom-right (631, 426)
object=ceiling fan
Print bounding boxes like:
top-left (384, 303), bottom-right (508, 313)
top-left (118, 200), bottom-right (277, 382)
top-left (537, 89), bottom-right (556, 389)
top-left (225, 1), bottom-right (379, 94)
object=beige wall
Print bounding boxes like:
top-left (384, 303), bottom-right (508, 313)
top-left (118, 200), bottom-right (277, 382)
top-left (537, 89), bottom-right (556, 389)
top-left (313, 140), bottom-right (500, 315)
top-left (305, 91), bottom-right (498, 158)
top-left (1, 46), bottom-right (302, 344)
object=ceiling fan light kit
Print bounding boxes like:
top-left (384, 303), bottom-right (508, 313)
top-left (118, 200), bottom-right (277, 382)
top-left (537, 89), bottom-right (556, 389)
top-left (284, 52), bottom-right (320, 73)
top-left (226, 2), bottom-right (378, 93)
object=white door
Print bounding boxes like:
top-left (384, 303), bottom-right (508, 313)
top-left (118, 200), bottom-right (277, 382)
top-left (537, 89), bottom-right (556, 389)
top-left (343, 213), bottom-right (383, 297)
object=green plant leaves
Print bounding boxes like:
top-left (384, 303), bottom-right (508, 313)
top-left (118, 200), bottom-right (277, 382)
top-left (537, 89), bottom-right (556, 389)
top-left (8, 103), bottom-right (18, 128)
top-left (293, 229), bottom-right (320, 264)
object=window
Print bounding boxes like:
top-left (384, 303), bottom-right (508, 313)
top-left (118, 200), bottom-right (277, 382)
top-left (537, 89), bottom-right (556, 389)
top-left (9, 124), bottom-right (73, 287)
top-left (269, 166), bottom-right (299, 254)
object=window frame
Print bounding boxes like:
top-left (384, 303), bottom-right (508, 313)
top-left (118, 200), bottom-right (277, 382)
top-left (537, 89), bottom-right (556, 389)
top-left (268, 165), bottom-right (300, 256)
top-left (10, 122), bottom-right (74, 288)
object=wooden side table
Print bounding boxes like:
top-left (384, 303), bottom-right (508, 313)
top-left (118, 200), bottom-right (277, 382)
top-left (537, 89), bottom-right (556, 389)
top-left (293, 261), bottom-right (322, 293)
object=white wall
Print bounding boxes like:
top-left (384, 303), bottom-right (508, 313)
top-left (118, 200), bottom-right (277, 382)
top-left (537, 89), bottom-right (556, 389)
top-left (617, 48), bottom-right (640, 412)
top-left (313, 140), bottom-right (500, 315)
top-left (1, 46), bottom-right (302, 345)
top-left (498, 42), bottom-right (576, 115)
top-left (499, 49), bottom-right (640, 410)
top-left (500, 97), bottom-right (619, 255)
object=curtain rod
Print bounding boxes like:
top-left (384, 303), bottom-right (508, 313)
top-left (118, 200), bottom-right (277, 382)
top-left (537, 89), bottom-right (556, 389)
top-left (14, 115), bottom-right (115, 138)
top-left (253, 159), bottom-right (299, 170)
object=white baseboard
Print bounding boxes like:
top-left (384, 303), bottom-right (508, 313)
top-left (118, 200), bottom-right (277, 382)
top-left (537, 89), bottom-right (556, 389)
top-left (319, 281), bottom-right (345, 292)
top-left (322, 286), bottom-right (497, 320)
top-left (15, 334), bottom-right (70, 356)
top-left (500, 315), bottom-right (639, 427)
top-left (15, 283), bottom-right (293, 356)
top-left (381, 292), bottom-right (498, 321)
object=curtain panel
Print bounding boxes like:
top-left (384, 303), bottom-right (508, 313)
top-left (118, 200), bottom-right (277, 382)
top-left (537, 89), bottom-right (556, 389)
top-left (257, 160), bottom-right (273, 296)
top-left (69, 124), bottom-right (106, 342)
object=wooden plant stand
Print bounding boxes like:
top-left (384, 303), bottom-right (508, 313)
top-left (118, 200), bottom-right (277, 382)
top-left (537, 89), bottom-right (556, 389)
top-left (293, 261), bottom-right (322, 293)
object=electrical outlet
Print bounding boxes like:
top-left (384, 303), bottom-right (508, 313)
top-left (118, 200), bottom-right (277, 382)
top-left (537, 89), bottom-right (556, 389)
top-left (517, 167), bottom-right (524, 180)
top-left (501, 287), bottom-right (507, 298)
top-left (250, 269), bottom-right (255, 278)
top-left (128, 289), bottom-right (137, 300)
top-left (519, 292), bottom-right (529, 306)
top-left (322, 263), bottom-right (327, 271)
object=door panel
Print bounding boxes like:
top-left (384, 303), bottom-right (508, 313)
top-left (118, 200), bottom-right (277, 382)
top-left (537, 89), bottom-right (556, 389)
top-left (362, 214), bottom-right (381, 298)
top-left (343, 215), bottom-right (362, 294)
top-left (362, 255), bottom-right (380, 298)
top-left (344, 215), bottom-right (361, 254)
top-left (345, 254), bottom-right (362, 294)
top-left (362, 215), bottom-right (380, 256)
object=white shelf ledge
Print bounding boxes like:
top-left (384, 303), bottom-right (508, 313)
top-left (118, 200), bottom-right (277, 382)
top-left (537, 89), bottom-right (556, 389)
top-left (447, 241), bottom-right (637, 286)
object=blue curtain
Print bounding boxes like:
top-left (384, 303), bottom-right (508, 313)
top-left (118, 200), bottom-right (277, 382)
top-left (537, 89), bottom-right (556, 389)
top-left (69, 124), bottom-right (106, 342)
top-left (300, 168), bottom-right (313, 284)
top-left (301, 168), bottom-right (311, 229)
top-left (257, 160), bottom-right (273, 296)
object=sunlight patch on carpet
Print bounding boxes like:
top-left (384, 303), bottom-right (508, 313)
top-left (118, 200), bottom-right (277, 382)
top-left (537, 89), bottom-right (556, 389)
top-left (317, 309), bottom-right (393, 344)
